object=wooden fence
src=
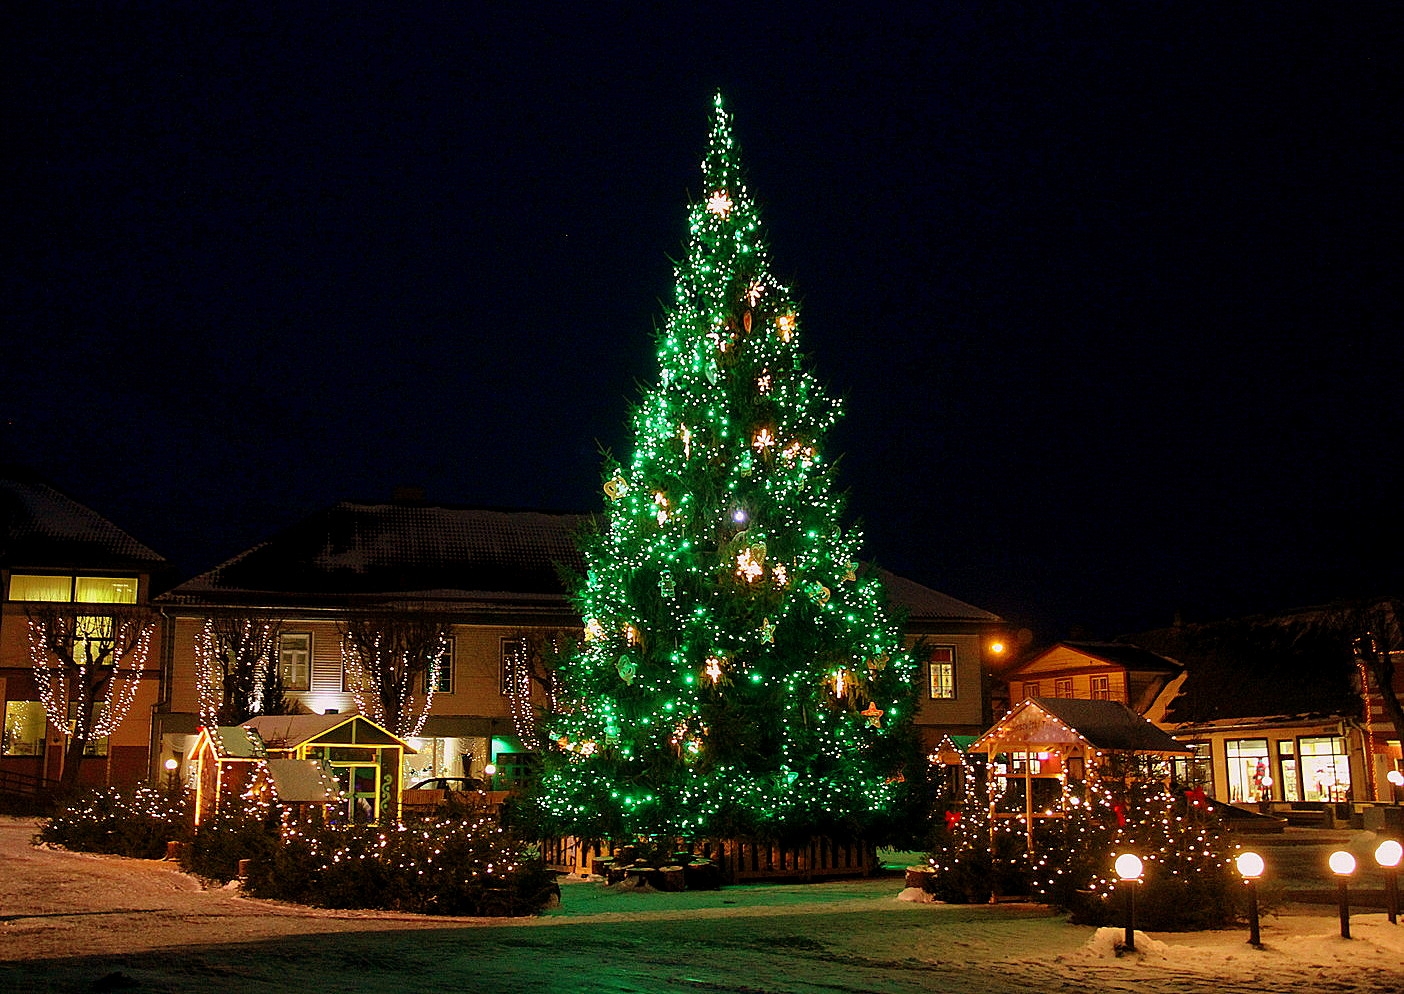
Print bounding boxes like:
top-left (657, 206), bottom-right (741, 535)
top-left (542, 836), bottom-right (876, 884)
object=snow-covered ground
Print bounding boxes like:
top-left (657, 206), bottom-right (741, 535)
top-left (2, 817), bottom-right (1400, 993)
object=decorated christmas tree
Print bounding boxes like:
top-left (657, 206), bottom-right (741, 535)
top-left (536, 94), bottom-right (918, 843)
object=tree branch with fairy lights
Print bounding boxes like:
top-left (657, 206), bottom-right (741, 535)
top-left (194, 612), bottom-right (288, 728)
top-left (338, 607), bottom-right (453, 739)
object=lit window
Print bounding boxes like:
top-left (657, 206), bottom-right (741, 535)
top-left (424, 638), bottom-right (454, 694)
top-left (74, 577), bottom-right (137, 604)
top-left (74, 615), bottom-right (116, 666)
top-left (279, 633), bottom-right (311, 691)
top-left (928, 646), bottom-right (956, 699)
top-left (8, 574), bottom-right (72, 602)
top-left (1226, 738), bottom-right (1270, 803)
top-left (2, 701), bottom-right (46, 756)
top-left (6, 574), bottom-right (137, 603)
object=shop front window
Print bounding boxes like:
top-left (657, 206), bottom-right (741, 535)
top-left (1300, 736), bottom-right (1350, 802)
top-left (1173, 742), bottom-right (1213, 795)
top-left (1225, 738), bottom-right (1270, 803)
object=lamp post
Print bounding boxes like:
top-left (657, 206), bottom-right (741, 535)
top-left (163, 757), bottom-right (180, 792)
top-left (1236, 851), bottom-right (1265, 947)
top-left (1387, 769), bottom-right (1404, 805)
top-left (1114, 853), bottom-right (1144, 953)
top-left (1375, 839), bottom-right (1401, 925)
top-left (1329, 850), bottom-right (1356, 939)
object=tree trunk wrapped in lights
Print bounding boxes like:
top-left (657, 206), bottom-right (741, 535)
top-left (27, 603), bottom-right (157, 790)
top-left (535, 94), bottom-right (918, 844)
top-left (338, 608), bottom-right (452, 739)
top-left (194, 613), bottom-right (287, 728)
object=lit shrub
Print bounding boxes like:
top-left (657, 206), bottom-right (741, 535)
top-left (37, 785), bottom-right (191, 859)
top-left (242, 816), bottom-right (560, 916)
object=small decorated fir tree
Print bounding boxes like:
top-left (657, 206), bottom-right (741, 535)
top-left (536, 94), bottom-right (917, 843)
top-left (928, 752), bottom-right (1239, 928)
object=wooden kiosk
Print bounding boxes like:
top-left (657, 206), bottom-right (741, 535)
top-left (968, 697), bottom-right (1192, 848)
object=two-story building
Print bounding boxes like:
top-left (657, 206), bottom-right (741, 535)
top-left (1, 468), bottom-right (170, 790)
top-left (997, 618), bottom-right (1404, 817)
top-left (153, 497), bottom-right (587, 792)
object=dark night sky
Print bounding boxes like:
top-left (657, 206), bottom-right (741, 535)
top-left (5, 4), bottom-right (1400, 643)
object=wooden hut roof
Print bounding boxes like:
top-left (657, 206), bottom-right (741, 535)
top-left (192, 724), bottom-right (267, 759)
top-left (264, 759), bottom-right (340, 804)
top-left (971, 697), bottom-right (1193, 756)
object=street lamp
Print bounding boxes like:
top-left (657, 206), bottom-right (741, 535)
top-left (163, 757), bottom-right (180, 792)
top-left (1375, 839), bottom-right (1401, 925)
top-left (1236, 851), bottom-right (1265, 947)
top-left (1387, 769), bottom-right (1404, 804)
top-left (1114, 853), bottom-right (1144, 953)
top-left (1329, 849), bottom-right (1356, 939)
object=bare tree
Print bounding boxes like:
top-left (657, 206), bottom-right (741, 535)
top-left (27, 603), bottom-right (157, 790)
top-left (338, 608), bottom-right (453, 739)
top-left (194, 612), bottom-right (287, 727)
top-left (502, 628), bottom-right (576, 752)
top-left (1350, 597), bottom-right (1404, 757)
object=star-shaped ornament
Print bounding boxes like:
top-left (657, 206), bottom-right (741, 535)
top-left (861, 703), bottom-right (884, 728)
top-left (706, 190), bottom-right (733, 219)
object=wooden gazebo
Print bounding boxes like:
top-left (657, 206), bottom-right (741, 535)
top-left (968, 697), bottom-right (1193, 848)
top-left (242, 714), bottom-right (413, 823)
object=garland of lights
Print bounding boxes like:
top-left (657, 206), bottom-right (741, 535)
top-left (538, 93), bottom-right (918, 842)
top-left (506, 636), bottom-right (561, 754)
top-left (27, 610), bottom-right (155, 743)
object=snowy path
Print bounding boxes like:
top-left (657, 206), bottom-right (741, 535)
top-left (2, 819), bottom-right (1400, 993)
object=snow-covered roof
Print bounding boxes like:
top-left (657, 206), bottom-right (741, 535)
top-left (1, 468), bottom-right (167, 571)
top-left (243, 713), bottom-right (412, 751)
top-left (159, 501), bottom-right (588, 605)
top-left (874, 569), bottom-right (1002, 623)
top-left (972, 697), bottom-right (1193, 756)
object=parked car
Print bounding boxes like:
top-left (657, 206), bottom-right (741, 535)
top-left (408, 776), bottom-right (483, 792)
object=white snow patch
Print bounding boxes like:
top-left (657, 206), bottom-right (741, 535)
top-left (1086, 926), bottom-right (1170, 958)
top-left (895, 886), bottom-right (936, 903)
